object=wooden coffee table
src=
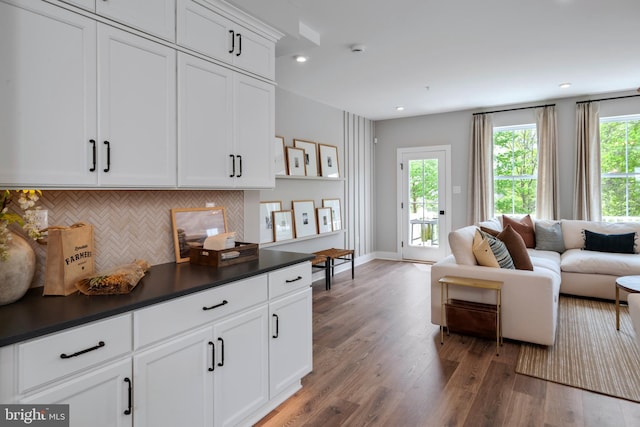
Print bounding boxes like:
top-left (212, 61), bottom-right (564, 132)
top-left (615, 276), bottom-right (640, 330)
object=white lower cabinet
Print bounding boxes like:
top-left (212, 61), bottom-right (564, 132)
top-left (20, 358), bottom-right (132, 427)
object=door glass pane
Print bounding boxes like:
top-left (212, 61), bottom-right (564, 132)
top-left (408, 158), bottom-right (439, 247)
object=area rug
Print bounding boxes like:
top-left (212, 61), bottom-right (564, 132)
top-left (515, 295), bottom-right (640, 402)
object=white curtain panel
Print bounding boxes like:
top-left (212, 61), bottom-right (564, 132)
top-left (536, 105), bottom-right (560, 220)
top-left (573, 102), bottom-right (601, 221)
top-left (469, 113), bottom-right (494, 224)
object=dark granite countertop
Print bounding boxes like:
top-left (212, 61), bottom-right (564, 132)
top-left (0, 249), bottom-right (314, 347)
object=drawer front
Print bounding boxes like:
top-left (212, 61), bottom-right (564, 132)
top-left (18, 314), bottom-right (132, 393)
top-left (134, 274), bottom-right (268, 349)
top-left (269, 262), bottom-right (311, 299)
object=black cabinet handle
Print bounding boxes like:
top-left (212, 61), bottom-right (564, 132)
top-left (60, 341), bottom-right (105, 359)
top-left (203, 300), bottom-right (228, 311)
top-left (285, 276), bottom-right (303, 283)
top-left (228, 30), bottom-right (235, 54)
top-left (229, 154), bottom-right (235, 177)
top-left (208, 341), bottom-right (215, 372)
top-left (89, 139), bottom-right (96, 172)
top-left (236, 155), bottom-right (242, 177)
top-left (124, 377), bottom-right (132, 415)
top-left (236, 33), bottom-right (242, 56)
top-left (272, 314), bottom-right (279, 338)
top-left (103, 141), bottom-right (110, 172)
top-left (217, 337), bottom-right (225, 367)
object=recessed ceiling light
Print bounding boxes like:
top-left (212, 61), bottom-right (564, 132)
top-left (294, 55), bottom-right (308, 63)
top-left (396, 106), bottom-right (405, 111)
top-left (559, 82), bottom-right (572, 89)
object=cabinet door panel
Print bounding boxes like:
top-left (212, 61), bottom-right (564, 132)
top-left (213, 305), bottom-right (269, 427)
top-left (98, 24), bottom-right (176, 187)
top-left (233, 29), bottom-right (274, 79)
top-left (20, 359), bottom-right (132, 427)
top-left (133, 327), bottom-right (214, 427)
top-left (177, 0), bottom-right (233, 62)
top-left (177, 53), bottom-right (234, 187)
top-left (269, 288), bottom-right (313, 397)
top-left (0, 0), bottom-right (97, 186)
top-left (234, 74), bottom-right (274, 188)
top-left (97, 0), bottom-right (175, 42)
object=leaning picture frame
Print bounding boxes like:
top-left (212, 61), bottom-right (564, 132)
top-left (259, 200), bottom-right (282, 244)
top-left (318, 144), bottom-right (340, 177)
top-left (292, 200), bottom-right (317, 238)
top-left (171, 207), bottom-right (228, 263)
top-left (273, 210), bottom-right (294, 241)
top-left (286, 146), bottom-right (306, 176)
top-left (294, 139), bottom-right (318, 177)
top-left (316, 207), bottom-right (333, 234)
top-left (322, 198), bottom-right (342, 231)
top-left (274, 136), bottom-right (286, 176)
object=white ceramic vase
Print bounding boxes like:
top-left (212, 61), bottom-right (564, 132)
top-left (0, 232), bottom-right (36, 306)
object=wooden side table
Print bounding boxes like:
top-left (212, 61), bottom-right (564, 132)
top-left (438, 276), bottom-right (503, 355)
top-left (615, 275), bottom-right (640, 330)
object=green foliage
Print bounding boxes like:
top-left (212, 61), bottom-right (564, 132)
top-left (493, 127), bottom-right (537, 215)
top-left (409, 159), bottom-right (438, 218)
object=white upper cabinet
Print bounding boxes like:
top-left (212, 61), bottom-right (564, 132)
top-left (96, 0), bottom-right (176, 42)
top-left (98, 25), bottom-right (177, 187)
top-left (177, 0), bottom-right (276, 79)
top-left (59, 0), bottom-right (95, 12)
top-left (0, 0), bottom-right (98, 187)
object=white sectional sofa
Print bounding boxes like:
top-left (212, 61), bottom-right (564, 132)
top-left (431, 218), bottom-right (640, 346)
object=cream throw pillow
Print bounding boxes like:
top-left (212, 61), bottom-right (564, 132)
top-left (472, 229), bottom-right (499, 268)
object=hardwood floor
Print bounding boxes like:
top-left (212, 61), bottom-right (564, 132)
top-left (255, 260), bottom-right (640, 427)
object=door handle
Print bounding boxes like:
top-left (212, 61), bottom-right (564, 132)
top-left (236, 33), bottom-right (242, 56)
top-left (89, 140), bottom-right (96, 172)
top-left (439, 210), bottom-right (445, 215)
top-left (103, 141), bottom-right (111, 172)
top-left (228, 30), bottom-right (235, 54)
top-left (229, 154), bottom-right (235, 177)
top-left (236, 155), bottom-right (242, 177)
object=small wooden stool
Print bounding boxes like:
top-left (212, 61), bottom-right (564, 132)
top-left (311, 254), bottom-right (331, 290)
top-left (313, 248), bottom-right (355, 290)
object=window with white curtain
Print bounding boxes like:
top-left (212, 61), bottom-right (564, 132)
top-left (493, 124), bottom-right (538, 215)
top-left (600, 114), bottom-right (640, 222)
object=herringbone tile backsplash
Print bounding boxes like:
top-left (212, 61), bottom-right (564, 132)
top-left (23, 190), bottom-right (244, 288)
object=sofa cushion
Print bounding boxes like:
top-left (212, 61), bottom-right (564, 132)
top-left (561, 248), bottom-right (640, 276)
top-left (477, 217), bottom-right (502, 232)
top-left (473, 229), bottom-right (515, 269)
top-left (561, 220), bottom-right (640, 252)
top-left (583, 230), bottom-right (636, 254)
top-left (503, 214), bottom-right (536, 248)
top-left (535, 221), bottom-right (566, 253)
top-left (449, 225), bottom-right (478, 265)
top-left (497, 225), bottom-right (533, 271)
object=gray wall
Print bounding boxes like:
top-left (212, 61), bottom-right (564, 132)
top-left (373, 90), bottom-right (640, 254)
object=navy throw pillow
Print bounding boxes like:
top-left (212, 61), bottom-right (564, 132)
top-left (583, 230), bottom-right (636, 254)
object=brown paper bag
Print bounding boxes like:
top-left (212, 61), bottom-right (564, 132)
top-left (44, 223), bottom-right (95, 296)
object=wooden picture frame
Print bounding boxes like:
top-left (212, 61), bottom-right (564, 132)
top-left (273, 210), bottom-right (294, 241)
top-left (292, 200), bottom-right (317, 238)
top-left (274, 136), bottom-right (286, 176)
top-left (322, 198), bottom-right (342, 231)
top-left (259, 201), bottom-right (282, 244)
top-left (294, 139), bottom-right (318, 177)
top-left (286, 146), bottom-right (306, 176)
top-left (316, 207), bottom-right (333, 234)
top-left (318, 144), bottom-right (340, 177)
top-left (171, 207), bottom-right (227, 263)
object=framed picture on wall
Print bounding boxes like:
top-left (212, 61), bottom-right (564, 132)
top-left (259, 201), bottom-right (282, 243)
top-left (316, 207), bottom-right (333, 234)
top-left (292, 200), bottom-right (317, 238)
top-left (171, 207), bottom-right (228, 263)
top-left (274, 136), bottom-right (286, 176)
top-left (273, 210), bottom-right (294, 241)
top-left (319, 144), bottom-right (340, 177)
top-left (286, 146), bottom-right (306, 176)
top-left (294, 139), bottom-right (318, 177)
top-left (322, 198), bottom-right (342, 231)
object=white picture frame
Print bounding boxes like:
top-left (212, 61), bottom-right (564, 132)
top-left (294, 139), bottom-right (318, 177)
top-left (292, 200), bottom-right (317, 238)
top-left (273, 210), bottom-right (294, 241)
top-left (274, 136), bottom-right (286, 176)
top-left (319, 144), bottom-right (340, 178)
top-left (259, 201), bottom-right (282, 243)
top-left (322, 198), bottom-right (342, 231)
top-left (286, 146), bottom-right (306, 176)
top-left (316, 207), bottom-right (333, 234)
top-left (171, 207), bottom-right (228, 263)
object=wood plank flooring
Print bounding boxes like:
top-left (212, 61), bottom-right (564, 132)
top-left (255, 260), bottom-right (640, 427)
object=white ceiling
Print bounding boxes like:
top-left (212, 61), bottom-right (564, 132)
top-left (227, 0), bottom-right (640, 121)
